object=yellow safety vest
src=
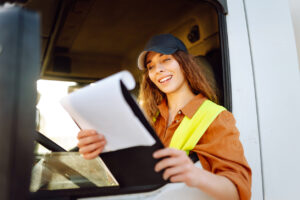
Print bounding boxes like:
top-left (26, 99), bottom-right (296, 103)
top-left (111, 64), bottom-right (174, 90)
top-left (169, 100), bottom-right (226, 155)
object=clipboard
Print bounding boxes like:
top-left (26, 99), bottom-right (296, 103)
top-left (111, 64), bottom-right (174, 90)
top-left (99, 81), bottom-right (167, 189)
top-left (32, 81), bottom-right (168, 199)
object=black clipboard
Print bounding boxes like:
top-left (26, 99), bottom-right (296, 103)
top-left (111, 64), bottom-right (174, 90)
top-left (33, 81), bottom-right (168, 199)
top-left (33, 81), bottom-right (199, 199)
top-left (99, 81), bottom-right (167, 188)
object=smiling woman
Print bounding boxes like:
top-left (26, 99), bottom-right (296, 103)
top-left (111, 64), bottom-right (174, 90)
top-left (135, 34), bottom-right (251, 200)
top-left (140, 49), bottom-right (218, 126)
top-left (146, 53), bottom-right (189, 100)
top-left (77, 34), bottom-right (252, 200)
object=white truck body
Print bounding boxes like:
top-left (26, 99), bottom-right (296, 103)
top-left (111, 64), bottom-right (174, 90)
top-left (229, 0), bottom-right (300, 199)
top-left (1, 0), bottom-right (298, 199)
top-left (289, 0), bottom-right (300, 70)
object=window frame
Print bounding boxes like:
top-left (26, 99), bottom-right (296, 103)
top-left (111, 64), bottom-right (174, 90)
top-left (30, 0), bottom-right (232, 199)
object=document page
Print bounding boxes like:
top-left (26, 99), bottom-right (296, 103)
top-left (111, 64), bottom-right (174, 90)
top-left (61, 71), bottom-right (155, 152)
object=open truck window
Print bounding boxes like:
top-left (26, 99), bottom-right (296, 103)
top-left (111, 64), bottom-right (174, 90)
top-left (15, 0), bottom-right (231, 198)
top-left (28, 0), bottom-right (230, 108)
top-left (36, 80), bottom-right (80, 154)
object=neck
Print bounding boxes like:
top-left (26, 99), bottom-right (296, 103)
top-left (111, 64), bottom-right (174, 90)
top-left (166, 84), bottom-right (195, 113)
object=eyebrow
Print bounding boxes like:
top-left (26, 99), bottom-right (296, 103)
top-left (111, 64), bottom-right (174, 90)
top-left (145, 60), bottom-right (151, 66)
top-left (145, 53), bottom-right (165, 66)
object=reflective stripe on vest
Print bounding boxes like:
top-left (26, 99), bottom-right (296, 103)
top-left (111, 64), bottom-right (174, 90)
top-left (169, 100), bottom-right (226, 155)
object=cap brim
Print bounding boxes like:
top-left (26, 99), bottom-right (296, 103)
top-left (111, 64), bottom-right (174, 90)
top-left (137, 51), bottom-right (148, 70)
top-left (137, 48), bottom-right (177, 70)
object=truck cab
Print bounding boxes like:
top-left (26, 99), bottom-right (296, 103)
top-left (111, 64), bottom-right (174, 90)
top-left (0, 0), bottom-right (299, 199)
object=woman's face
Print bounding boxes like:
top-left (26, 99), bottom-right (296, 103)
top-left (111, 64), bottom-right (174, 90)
top-left (146, 51), bottom-right (189, 95)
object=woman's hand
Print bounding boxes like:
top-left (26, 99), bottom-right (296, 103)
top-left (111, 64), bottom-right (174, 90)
top-left (153, 148), bottom-right (201, 187)
top-left (77, 129), bottom-right (106, 160)
top-left (153, 148), bottom-right (240, 200)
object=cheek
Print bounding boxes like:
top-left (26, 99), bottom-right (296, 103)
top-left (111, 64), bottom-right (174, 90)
top-left (148, 72), bottom-right (156, 84)
top-left (171, 63), bottom-right (184, 79)
top-left (178, 69), bottom-right (186, 81)
top-left (169, 60), bottom-right (181, 72)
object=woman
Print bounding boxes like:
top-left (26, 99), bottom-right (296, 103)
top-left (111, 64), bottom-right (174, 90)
top-left (77, 34), bottom-right (251, 200)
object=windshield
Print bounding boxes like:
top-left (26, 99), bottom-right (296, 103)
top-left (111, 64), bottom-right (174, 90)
top-left (32, 80), bottom-right (119, 192)
top-left (36, 80), bottom-right (80, 153)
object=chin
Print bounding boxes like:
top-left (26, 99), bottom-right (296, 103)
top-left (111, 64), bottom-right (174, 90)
top-left (159, 87), bottom-right (177, 94)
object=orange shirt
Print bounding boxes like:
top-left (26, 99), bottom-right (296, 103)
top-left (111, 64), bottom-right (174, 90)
top-left (154, 94), bottom-right (252, 200)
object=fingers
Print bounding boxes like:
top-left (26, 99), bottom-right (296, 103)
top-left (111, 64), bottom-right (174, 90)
top-left (77, 129), bottom-right (98, 139)
top-left (79, 140), bottom-right (106, 154)
top-left (169, 174), bottom-right (188, 183)
top-left (154, 156), bottom-right (185, 172)
top-left (163, 165), bottom-right (186, 180)
top-left (77, 133), bottom-right (105, 148)
top-left (153, 148), bottom-right (196, 182)
top-left (77, 129), bottom-right (106, 160)
top-left (153, 148), bottom-right (201, 187)
top-left (82, 145), bottom-right (105, 160)
top-left (153, 148), bottom-right (184, 159)
top-left (153, 148), bottom-right (188, 172)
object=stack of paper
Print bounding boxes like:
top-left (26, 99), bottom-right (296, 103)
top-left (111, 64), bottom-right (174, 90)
top-left (60, 71), bottom-right (155, 152)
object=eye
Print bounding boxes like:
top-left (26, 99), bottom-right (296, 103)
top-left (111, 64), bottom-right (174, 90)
top-left (162, 58), bottom-right (171, 62)
top-left (147, 65), bottom-right (154, 70)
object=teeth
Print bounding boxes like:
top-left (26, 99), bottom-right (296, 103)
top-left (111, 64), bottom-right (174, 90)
top-left (159, 76), bottom-right (172, 83)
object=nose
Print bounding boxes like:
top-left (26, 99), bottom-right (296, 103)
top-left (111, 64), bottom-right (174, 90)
top-left (155, 63), bottom-right (165, 73)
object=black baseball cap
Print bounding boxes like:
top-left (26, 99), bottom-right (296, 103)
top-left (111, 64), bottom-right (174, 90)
top-left (137, 34), bottom-right (188, 70)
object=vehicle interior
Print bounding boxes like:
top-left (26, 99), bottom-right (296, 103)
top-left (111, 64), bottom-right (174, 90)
top-left (3, 0), bottom-right (230, 198)
top-left (25, 0), bottom-right (225, 96)
top-left (23, 0), bottom-right (229, 146)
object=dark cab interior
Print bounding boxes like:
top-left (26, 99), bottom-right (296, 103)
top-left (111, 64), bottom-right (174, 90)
top-left (0, 0), bottom-right (231, 199)
top-left (23, 0), bottom-right (227, 105)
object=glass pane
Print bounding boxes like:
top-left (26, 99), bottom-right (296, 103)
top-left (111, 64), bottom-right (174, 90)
top-left (36, 80), bottom-right (82, 153)
top-left (30, 152), bottom-right (119, 192)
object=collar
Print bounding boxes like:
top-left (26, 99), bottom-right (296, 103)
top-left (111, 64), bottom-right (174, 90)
top-left (157, 93), bottom-right (207, 119)
top-left (157, 98), bottom-right (169, 121)
top-left (181, 93), bottom-right (207, 118)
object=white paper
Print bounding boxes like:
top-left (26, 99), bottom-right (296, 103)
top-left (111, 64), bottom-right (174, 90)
top-left (60, 70), bottom-right (155, 152)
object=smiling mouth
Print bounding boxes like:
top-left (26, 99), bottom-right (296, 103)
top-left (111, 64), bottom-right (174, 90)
top-left (158, 75), bottom-right (172, 83)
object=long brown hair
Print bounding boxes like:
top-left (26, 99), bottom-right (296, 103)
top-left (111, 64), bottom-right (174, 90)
top-left (138, 51), bottom-right (218, 124)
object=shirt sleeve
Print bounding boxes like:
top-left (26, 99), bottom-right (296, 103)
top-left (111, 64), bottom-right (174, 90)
top-left (192, 110), bottom-right (252, 200)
